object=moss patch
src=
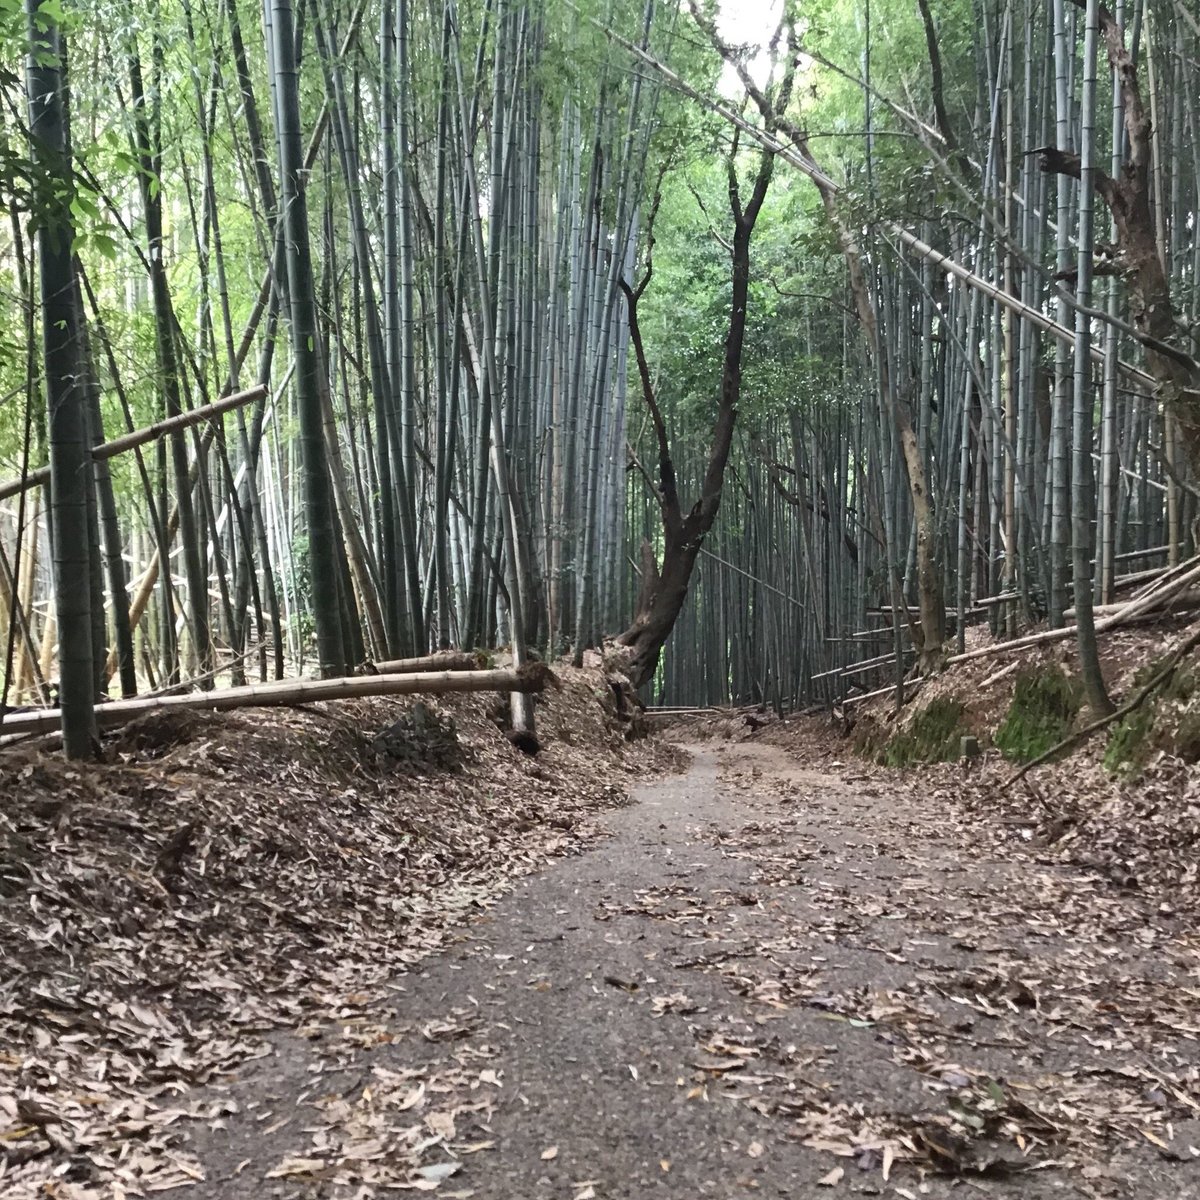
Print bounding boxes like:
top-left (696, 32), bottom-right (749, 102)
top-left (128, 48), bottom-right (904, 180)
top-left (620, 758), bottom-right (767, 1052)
top-left (882, 697), bottom-right (966, 767)
top-left (1101, 657), bottom-right (1200, 775)
top-left (1102, 658), bottom-right (1200, 776)
top-left (1103, 705), bottom-right (1155, 776)
top-left (994, 667), bottom-right (1082, 763)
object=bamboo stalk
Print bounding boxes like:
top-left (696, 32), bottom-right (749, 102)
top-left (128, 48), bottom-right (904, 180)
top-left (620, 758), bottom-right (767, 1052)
top-left (811, 648), bottom-right (915, 683)
top-left (0, 663), bottom-right (557, 739)
top-left (363, 651), bottom-right (483, 674)
top-left (1065, 595), bottom-right (1200, 620)
top-left (840, 677), bottom-right (925, 708)
top-left (946, 558), bottom-right (1200, 666)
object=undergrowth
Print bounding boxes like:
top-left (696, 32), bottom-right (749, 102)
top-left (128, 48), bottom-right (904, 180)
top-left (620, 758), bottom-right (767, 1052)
top-left (1105, 657), bottom-right (1200, 775)
top-left (995, 666), bottom-right (1081, 763)
top-left (1103, 709), bottom-right (1153, 776)
top-left (882, 697), bottom-right (966, 767)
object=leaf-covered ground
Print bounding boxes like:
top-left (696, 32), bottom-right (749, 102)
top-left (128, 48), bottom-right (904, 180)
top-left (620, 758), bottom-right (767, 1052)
top-left (3, 699), bottom-right (1197, 1198)
top-left (0, 668), bottom-right (672, 1197)
top-left (165, 738), bottom-right (1194, 1198)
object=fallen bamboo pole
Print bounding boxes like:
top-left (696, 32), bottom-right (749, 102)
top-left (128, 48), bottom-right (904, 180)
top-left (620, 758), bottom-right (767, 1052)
top-left (1065, 593), bottom-right (1200, 621)
top-left (0, 385), bottom-right (267, 502)
top-left (1006, 621), bottom-right (1200, 787)
top-left (834, 563), bottom-right (1200, 712)
top-left (361, 651), bottom-right (484, 674)
top-left (811, 648), bottom-right (915, 683)
top-left (945, 558), bottom-right (1200, 667)
top-left (0, 663), bottom-right (557, 739)
top-left (840, 677), bottom-right (925, 708)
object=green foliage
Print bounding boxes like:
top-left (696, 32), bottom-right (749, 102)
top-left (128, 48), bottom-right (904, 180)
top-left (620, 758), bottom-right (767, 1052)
top-left (1103, 706), bottom-right (1154, 777)
top-left (994, 667), bottom-right (1082, 763)
top-left (881, 697), bottom-right (965, 767)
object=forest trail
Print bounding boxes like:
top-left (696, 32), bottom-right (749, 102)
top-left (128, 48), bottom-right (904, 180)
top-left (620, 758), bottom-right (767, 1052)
top-left (178, 743), bottom-right (1198, 1200)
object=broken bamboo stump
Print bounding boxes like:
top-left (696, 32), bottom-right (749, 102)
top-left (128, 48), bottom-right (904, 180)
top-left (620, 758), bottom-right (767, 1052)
top-left (0, 663), bottom-right (557, 740)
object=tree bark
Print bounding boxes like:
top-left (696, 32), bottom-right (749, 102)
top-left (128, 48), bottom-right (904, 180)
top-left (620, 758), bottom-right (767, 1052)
top-left (617, 143), bottom-right (776, 689)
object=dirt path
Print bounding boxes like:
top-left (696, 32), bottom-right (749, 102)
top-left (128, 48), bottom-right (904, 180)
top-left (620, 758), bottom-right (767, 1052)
top-left (178, 742), bottom-right (1199, 1199)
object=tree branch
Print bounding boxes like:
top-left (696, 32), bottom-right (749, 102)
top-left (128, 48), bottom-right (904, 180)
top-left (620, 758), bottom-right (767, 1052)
top-left (1032, 144), bottom-right (1117, 204)
top-left (618, 273), bottom-right (680, 527)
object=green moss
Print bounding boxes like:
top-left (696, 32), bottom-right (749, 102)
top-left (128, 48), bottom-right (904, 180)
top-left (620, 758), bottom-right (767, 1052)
top-left (994, 667), bottom-right (1082, 763)
top-left (1103, 705), bottom-right (1155, 776)
top-left (1172, 711), bottom-right (1200, 763)
top-left (1132, 656), bottom-right (1197, 705)
top-left (1102, 658), bottom-right (1199, 776)
top-left (852, 717), bottom-right (886, 758)
top-left (881, 697), bottom-right (966, 767)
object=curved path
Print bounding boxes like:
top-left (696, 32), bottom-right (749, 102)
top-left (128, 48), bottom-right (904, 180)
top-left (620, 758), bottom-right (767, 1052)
top-left (182, 742), bottom-right (1199, 1199)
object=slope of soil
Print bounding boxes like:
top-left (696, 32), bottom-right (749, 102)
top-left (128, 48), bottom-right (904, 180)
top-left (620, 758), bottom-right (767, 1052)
top-left (0, 666), bottom-right (678, 1197)
top-left (762, 622), bottom-right (1200, 903)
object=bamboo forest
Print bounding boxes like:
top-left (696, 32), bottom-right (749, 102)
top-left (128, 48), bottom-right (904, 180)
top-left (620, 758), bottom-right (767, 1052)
top-left (4, 1), bottom-right (1200, 1194)
top-left (3, 0), bottom-right (1200, 744)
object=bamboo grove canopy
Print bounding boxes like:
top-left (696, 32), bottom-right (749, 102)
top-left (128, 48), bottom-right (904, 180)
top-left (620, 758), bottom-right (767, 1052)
top-left (3, 0), bottom-right (1198, 752)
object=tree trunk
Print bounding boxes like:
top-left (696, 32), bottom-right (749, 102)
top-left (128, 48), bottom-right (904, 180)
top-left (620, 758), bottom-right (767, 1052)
top-left (267, 0), bottom-right (347, 676)
top-left (617, 140), bottom-right (777, 689)
top-left (25, 1), bottom-right (96, 757)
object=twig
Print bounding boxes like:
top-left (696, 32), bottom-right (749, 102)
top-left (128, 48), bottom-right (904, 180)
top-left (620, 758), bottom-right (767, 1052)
top-left (1005, 623), bottom-right (1200, 787)
top-left (140, 643), bottom-right (274, 698)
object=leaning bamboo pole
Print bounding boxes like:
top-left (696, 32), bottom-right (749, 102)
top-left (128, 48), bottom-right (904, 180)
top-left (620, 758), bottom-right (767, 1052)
top-left (0, 385), bottom-right (267, 502)
top-left (0, 663), bottom-right (558, 739)
top-left (576, 6), bottom-right (1160, 390)
top-left (840, 559), bottom-right (1200, 704)
top-left (945, 558), bottom-right (1200, 667)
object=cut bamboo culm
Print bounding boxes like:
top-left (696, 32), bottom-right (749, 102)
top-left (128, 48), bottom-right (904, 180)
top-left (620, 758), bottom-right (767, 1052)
top-left (0, 664), bottom-right (557, 740)
top-left (361, 651), bottom-right (484, 674)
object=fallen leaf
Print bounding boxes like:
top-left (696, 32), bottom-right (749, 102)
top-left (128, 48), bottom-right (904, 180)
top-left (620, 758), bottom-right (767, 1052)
top-left (541, 1145), bottom-right (559, 1160)
top-left (265, 1156), bottom-right (326, 1179)
top-left (817, 1166), bottom-right (844, 1186)
top-left (691, 1056), bottom-right (747, 1072)
top-left (603, 975), bottom-right (638, 992)
top-left (414, 1161), bottom-right (462, 1188)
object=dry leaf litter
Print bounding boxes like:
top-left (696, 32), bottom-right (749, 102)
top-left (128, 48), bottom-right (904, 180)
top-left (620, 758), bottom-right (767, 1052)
top-left (0, 666), bottom-right (673, 1197)
top-left (649, 629), bottom-right (1199, 1192)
